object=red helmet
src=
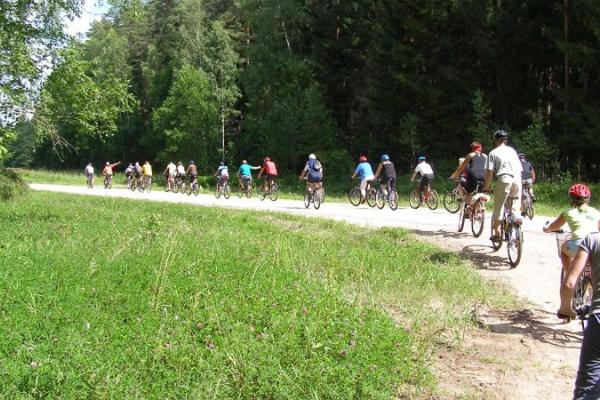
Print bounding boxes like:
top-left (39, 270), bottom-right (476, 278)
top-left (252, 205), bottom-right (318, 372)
top-left (569, 183), bottom-right (591, 199)
top-left (359, 155), bottom-right (367, 162)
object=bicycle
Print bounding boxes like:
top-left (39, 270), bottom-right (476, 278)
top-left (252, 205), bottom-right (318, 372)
top-left (348, 180), bottom-right (377, 207)
top-left (141, 176), bottom-right (152, 193)
top-left (173, 175), bottom-right (185, 194)
top-left (490, 196), bottom-right (523, 268)
top-left (103, 175), bottom-right (113, 189)
top-left (186, 177), bottom-right (200, 196)
top-left (443, 182), bottom-right (464, 213)
top-left (457, 190), bottom-right (489, 238)
top-left (259, 178), bottom-right (279, 201)
top-left (86, 174), bottom-right (94, 189)
top-left (129, 176), bottom-right (142, 192)
top-left (409, 182), bottom-right (438, 210)
top-left (237, 177), bottom-right (253, 198)
top-left (521, 182), bottom-right (535, 220)
top-left (165, 174), bottom-right (175, 192)
top-left (375, 179), bottom-right (398, 210)
top-left (303, 181), bottom-right (324, 209)
top-left (214, 177), bottom-right (231, 199)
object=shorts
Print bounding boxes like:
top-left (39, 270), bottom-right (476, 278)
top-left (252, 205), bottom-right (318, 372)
top-left (188, 174), bottom-right (197, 181)
top-left (565, 239), bottom-right (584, 258)
top-left (218, 175), bottom-right (229, 185)
top-left (241, 175), bottom-right (252, 184)
top-left (265, 174), bottom-right (276, 182)
top-left (465, 175), bottom-right (484, 194)
top-left (382, 177), bottom-right (396, 190)
top-left (307, 174), bottom-right (322, 184)
top-left (419, 174), bottom-right (434, 191)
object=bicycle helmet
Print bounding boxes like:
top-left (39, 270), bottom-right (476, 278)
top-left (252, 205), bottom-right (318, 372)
top-left (381, 154), bottom-right (389, 161)
top-left (106, 161), bottom-right (110, 165)
top-left (417, 156), bottom-right (426, 162)
top-left (242, 160), bottom-right (247, 164)
top-left (518, 153), bottom-right (526, 159)
top-left (493, 129), bottom-right (508, 140)
top-left (219, 161), bottom-right (225, 166)
top-left (359, 155), bottom-right (367, 162)
top-left (264, 157), bottom-right (271, 162)
top-left (568, 183), bottom-right (591, 199)
top-left (190, 161), bottom-right (195, 165)
top-left (308, 153), bottom-right (316, 160)
top-left (470, 141), bottom-right (482, 152)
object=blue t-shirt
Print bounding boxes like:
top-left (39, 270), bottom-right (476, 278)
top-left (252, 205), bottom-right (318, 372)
top-left (239, 164), bottom-right (252, 177)
top-left (354, 162), bottom-right (374, 180)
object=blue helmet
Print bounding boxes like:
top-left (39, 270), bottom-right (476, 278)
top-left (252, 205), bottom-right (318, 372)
top-left (219, 161), bottom-right (225, 166)
top-left (418, 156), bottom-right (426, 162)
top-left (381, 154), bottom-right (389, 161)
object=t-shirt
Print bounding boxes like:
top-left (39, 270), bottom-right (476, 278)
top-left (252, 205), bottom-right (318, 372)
top-left (355, 162), bottom-right (374, 180)
top-left (381, 161), bottom-right (396, 179)
top-left (217, 166), bottom-right (229, 177)
top-left (167, 163), bottom-right (176, 175)
top-left (414, 162), bottom-right (433, 176)
top-left (304, 159), bottom-right (323, 180)
top-left (177, 165), bottom-right (185, 175)
top-left (521, 160), bottom-right (534, 180)
top-left (125, 166), bottom-right (134, 176)
top-left (85, 166), bottom-right (94, 175)
top-left (562, 205), bottom-right (600, 240)
top-left (263, 161), bottom-right (278, 176)
top-left (142, 163), bottom-right (152, 176)
top-left (486, 144), bottom-right (522, 178)
top-left (239, 164), bottom-right (252, 177)
top-left (467, 153), bottom-right (487, 179)
top-left (579, 232), bottom-right (600, 315)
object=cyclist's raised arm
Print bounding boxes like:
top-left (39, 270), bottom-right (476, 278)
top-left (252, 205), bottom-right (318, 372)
top-left (543, 214), bottom-right (566, 233)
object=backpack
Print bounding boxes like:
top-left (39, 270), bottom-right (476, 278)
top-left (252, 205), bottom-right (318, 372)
top-left (308, 159), bottom-right (322, 180)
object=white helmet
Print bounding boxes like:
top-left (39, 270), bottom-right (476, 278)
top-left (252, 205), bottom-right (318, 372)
top-left (308, 153), bottom-right (316, 160)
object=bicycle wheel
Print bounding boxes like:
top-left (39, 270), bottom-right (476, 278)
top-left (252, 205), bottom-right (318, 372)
top-left (304, 191), bottom-right (311, 208)
top-left (348, 187), bottom-right (361, 206)
top-left (577, 275), bottom-right (593, 330)
top-left (507, 223), bottom-right (523, 268)
top-left (524, 193), bottom-right (534, 220)
top-left (104, 177), bottom-right (109, 189)
top-left (366, 188), bottom-right (377, 208)
top-left (443, 190), bottom-right (461, 213)
top-left (426, 189), bottom-right (438, 210)
top-left (269, 183), bottom-right (278, 201)
top-left (457, 202), bottom-right (466, 232)
top-left (375, 188), bottom-right (385, 209)
top-left (491, 222), bottom-right (503, 251)
top-left (214, 185), bottom-right (221, 199)
top-left (193, 184), bottom-right (199, 196)
top-left (470, 200), bottom-right (485, 238)
top-left (237, 186), bottom-right (243, 198)
top-left (408, 189), bottom-right (420, 209)
top-left (223, 184), bottom-right (231, 199)
top-left (314, 189), bottom-right (323, 210)
top-left (246, 185), bottom-right (252, 198)
top-left (389, 190), bottom-right (398, 210)
top-left (145, 179), bottom-right (152, 193)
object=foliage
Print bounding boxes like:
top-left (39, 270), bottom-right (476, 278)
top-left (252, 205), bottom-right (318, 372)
top-left (4, 120), bottom-right (35, 168)
top-left (0, 168), bottom-right (29, 200)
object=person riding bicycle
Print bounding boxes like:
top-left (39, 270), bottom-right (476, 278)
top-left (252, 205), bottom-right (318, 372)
top-left (102, 161), bottom-right (121, 188)
top-left (134, 162), bottom-right (143, 179)
top-left (543, 184), bottom-right (600, 302)
top-left (258, 157), bottom-right (278, 193)
top-left (163, 161), bottom-right (176, 191)
top-left (186, 161), bottom-right (198, 187)
top-left (124, 163), bottom-right (134, 187)
top-left (141, 160), bottom-right (152, 189)
top-left (215, 161), bottom-right (229, 187)
top-left (237, 160), bottom-right (260, 190)
top-left (84, 163), bottom-right (94, 187)
top-left (410, 156), bottom-right (434, 202)
top-left (176, 161), bottom-right (186, 179)
top-left (519, 153), bottom-right (537, 202)
top-left (562, 230), bottom-right (600, 399)
top-left (299, 153), bottom-right (323, 192)
top-left (374, 154), bottom-right (396, 194)
top-left (483, 130), bottom-right (523, 241)
top-left (450, 142), bottom-right (487, 206)
top-left (351, 155), bottom-right (375, 203)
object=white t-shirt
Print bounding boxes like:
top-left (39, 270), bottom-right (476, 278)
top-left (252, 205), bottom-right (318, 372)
top-left (167, 163), bottom-right (176, 175)
top-left (176, 165), bottom-right (185, 175)
top-left (85, 165), bottom-right (94, 175)
top-left (486, 144), bottom-right (522, 178)
top-left (415, 162), bottom-right (433, 176)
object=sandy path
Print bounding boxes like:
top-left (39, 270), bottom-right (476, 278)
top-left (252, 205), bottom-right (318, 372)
top-left (31, 183), bottom-right (582, 399)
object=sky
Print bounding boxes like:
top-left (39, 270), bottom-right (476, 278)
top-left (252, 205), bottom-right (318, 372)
top-left (64, 0), bottom-right (109, 38)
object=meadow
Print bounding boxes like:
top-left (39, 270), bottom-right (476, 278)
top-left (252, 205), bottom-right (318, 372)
top-left (0, 191), bottom-right (514, 398)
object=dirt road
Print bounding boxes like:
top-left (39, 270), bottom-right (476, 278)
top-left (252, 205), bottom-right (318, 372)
top-left (31, 183), bottom-right (582, 399)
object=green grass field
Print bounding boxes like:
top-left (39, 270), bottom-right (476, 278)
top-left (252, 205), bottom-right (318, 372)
top-left (0, 192), bottom-right (515, 398)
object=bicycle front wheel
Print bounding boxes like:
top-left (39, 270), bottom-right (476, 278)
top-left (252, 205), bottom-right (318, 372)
top-left (443, 190), bottom-right (461, 213)
top-left (470, 200), bottom-right (485, 238)
top-left (408, 189), bottom-right (420, 209)
top-left (375, 189), bottom-right (385, 209)
top-left (507, 223), bottom-right (523, 268)
top-left (348, 187), bottom-right (361, 206)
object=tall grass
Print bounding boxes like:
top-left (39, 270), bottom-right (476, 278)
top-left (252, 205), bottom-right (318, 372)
top-left (0, 168), bottom-right (29, 200)
top-left (0, 192), bottom-right (514, 398)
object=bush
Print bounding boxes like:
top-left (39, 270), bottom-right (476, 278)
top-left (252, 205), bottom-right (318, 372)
top-left (0, 168), bottom-right (29, 201)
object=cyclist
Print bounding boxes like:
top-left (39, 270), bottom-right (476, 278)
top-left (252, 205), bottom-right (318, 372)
top-left (258, 157), bottom-right (278, 193)
top-left (163, 161), bottom-right (176, 192)
top-left (214, 161), bottom-right (229, 188)
top-left (373, 154), bottom-right (396, 194)
top-left (299, 153), bottom-right (323, 192)
top-left (142, 160), bottom-right (153, 189)
top-left (124, 163), bottom-right (135, 188)
top-left (519, 153), bottom-right (536, 202)
top-left (351, 155), bottom-right (375, 203)
top-left (483, 130), bottom-right (523, 241)
top-left (84, 163), bottom-right (94, 188)
top-left (176, 161), bottom-right (186, 178)
top-left (134, 161), bottom-right (143, 179)
top-left (410, 156), bottom-right (434, 203)
top-left (543, 184), bottom-right (600, 304)
top-left (102, 161), bottom-right (121, 188)
top-left (237, 160), bottom-right (260, 191)
top-left (186, 161), bottom-right (199, 189)
top-left (450, 142), bottom-right (487, 206)
top-left (563, 231), bottom-right (600, 399)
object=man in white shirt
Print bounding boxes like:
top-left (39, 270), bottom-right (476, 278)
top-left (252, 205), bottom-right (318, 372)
top-left (411, 156), bottom-right (434, 201)
top-left (483, 129), bottom-right (523, 239)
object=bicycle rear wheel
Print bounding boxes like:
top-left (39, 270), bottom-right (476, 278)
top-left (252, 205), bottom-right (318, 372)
top-left (427, 189), bottom-right (438, 210)
top-left (443, 190), bottom-right (461, 213)
top-left (458, 202), bottom-right (466, 232)
top-left (193, 184), bottom-right (199, 196)
top-left (348, 187), bottom-right (361, 206)
top-left (366, 188), bottom-right (377, 207)
top-left (304, 191), bottom-right (311, 208)
top-left (375, 188), bottom-right (385, 209)
top-left (507, 223), bottom-right (523, 268)
top-left (269, 183), bottom-right (278, 201)
top-left (408, 189), bottom-right (420, 209)
top-left (214, 185), bottom-right (222, 199)
top-left (523, 193), bottom-right (534, 220)
top-left (223, 184), bottom-right (231, 199)
top-left (470, 200), bottom-right (485, 238)
top-left (491, 223), bottom-right (503, 251)
top-left (314, 188), bottom-right (323, 210)
top-left (576, 275), bottom-right (593, 331)
top-left (389, 190), bottom-right (398, 210)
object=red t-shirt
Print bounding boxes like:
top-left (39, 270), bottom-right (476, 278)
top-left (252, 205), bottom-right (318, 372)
top-left (263, 161), bottom-right (278, 176)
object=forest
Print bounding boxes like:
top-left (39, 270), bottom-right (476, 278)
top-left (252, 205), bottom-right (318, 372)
top-left (2, 0), bottom-right (600, 180)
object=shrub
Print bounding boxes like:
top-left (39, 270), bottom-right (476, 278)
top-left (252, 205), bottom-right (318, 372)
top-left (0, 168), bottom-right (29, 201)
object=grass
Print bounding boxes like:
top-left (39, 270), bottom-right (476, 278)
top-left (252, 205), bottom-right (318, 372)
top-left (0, 168), bottom-right (29, 200)
top-left (0, 191), bottom-right (515, 398)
